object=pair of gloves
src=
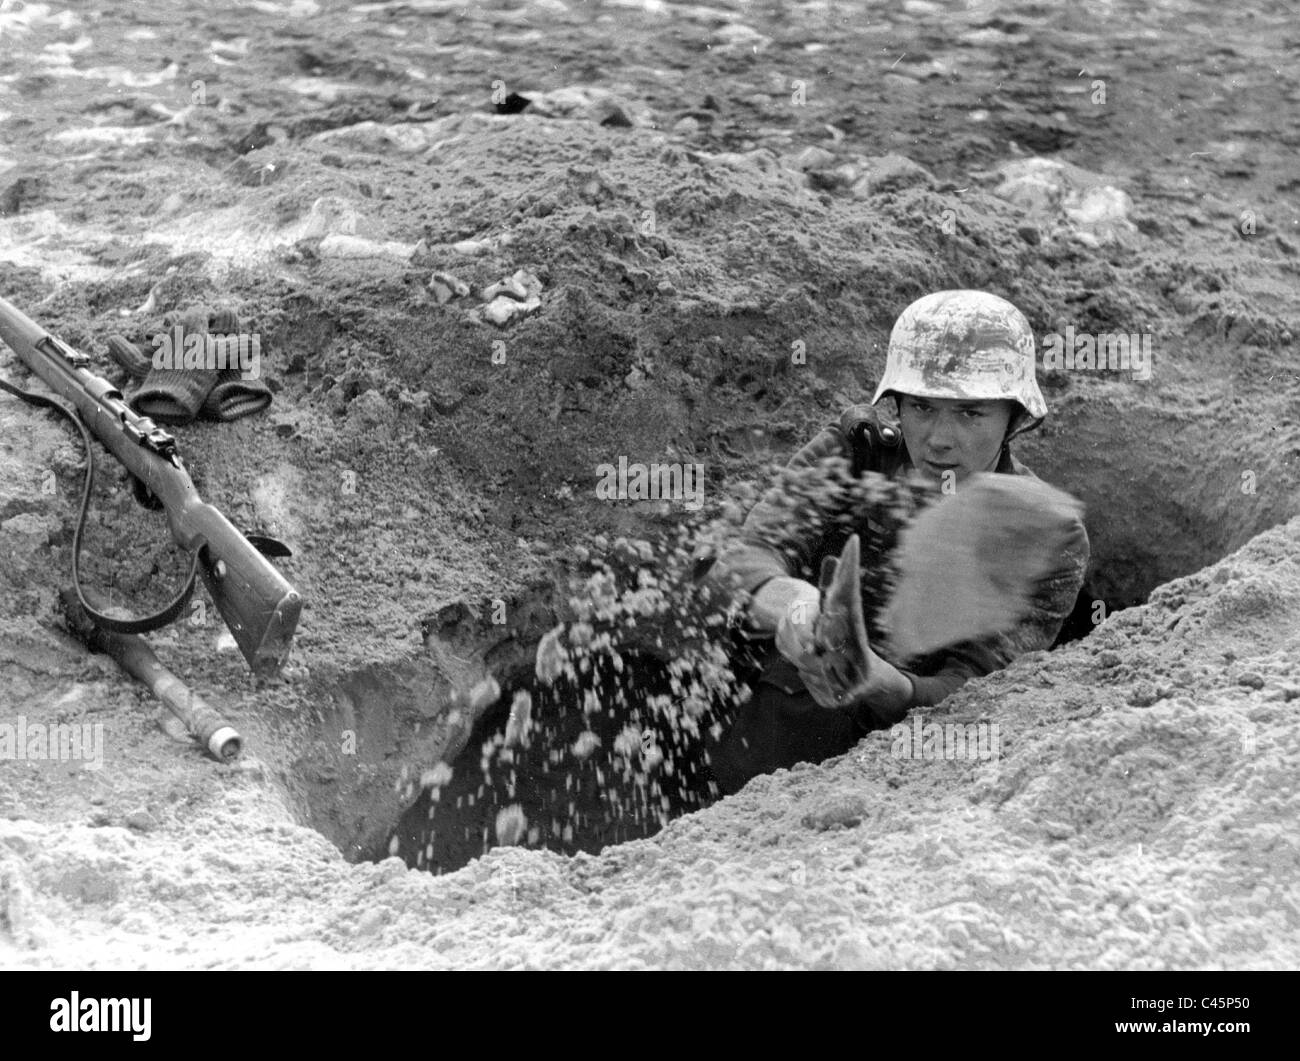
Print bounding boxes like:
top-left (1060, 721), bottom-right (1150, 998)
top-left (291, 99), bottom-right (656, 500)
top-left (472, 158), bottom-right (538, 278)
top-left (763, 535), bottom-right (914, 723)
top-left (106, 306), bottom-right (272, 425)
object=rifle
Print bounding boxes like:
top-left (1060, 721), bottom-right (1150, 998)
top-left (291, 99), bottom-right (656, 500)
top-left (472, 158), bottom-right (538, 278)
top-left (0, 294), bottom-right (301, 677)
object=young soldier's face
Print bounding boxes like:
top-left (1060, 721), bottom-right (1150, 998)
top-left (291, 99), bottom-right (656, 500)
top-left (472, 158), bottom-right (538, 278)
top-left (896, 395), bottom-right (1016, 484)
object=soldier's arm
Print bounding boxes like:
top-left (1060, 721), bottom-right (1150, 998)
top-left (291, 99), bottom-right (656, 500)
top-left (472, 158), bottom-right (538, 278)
top-left (705, 422), bottom-right (852, 606)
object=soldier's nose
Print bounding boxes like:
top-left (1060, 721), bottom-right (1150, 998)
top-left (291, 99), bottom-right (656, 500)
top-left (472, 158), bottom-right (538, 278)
top-left (928, 427), bottom-right (956, 451)
top-left (935, 412), bottom-right (965, 442)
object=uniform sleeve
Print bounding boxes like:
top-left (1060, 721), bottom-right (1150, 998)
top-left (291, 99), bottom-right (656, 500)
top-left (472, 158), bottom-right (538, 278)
top-left (704, 423), bottom-right (851, 597)
top-left (888, 513), bottom-right (1091, 710)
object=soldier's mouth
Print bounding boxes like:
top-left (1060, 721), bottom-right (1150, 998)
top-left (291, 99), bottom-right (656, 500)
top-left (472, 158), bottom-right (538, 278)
top-left (923, 459), bottom-right (959, 474)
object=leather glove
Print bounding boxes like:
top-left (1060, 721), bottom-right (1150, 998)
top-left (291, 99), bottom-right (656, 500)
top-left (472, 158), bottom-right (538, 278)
top-left (794, 534), bottom-right (913, 721)
top-left (794, 534), bottom-right (872, 707)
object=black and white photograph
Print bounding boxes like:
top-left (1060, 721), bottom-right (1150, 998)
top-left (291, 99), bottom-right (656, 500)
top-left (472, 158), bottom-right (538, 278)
top-left (0, 0), bottom-right (1295, 1006)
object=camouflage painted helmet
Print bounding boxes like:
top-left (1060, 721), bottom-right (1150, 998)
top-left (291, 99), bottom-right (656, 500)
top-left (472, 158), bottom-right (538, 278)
top-left (871, 290), bottom-right (1047, 438)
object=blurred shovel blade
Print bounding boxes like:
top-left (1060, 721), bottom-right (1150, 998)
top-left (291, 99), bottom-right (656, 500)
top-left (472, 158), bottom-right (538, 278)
top-left (882, 473), bottom-right (1083, 659)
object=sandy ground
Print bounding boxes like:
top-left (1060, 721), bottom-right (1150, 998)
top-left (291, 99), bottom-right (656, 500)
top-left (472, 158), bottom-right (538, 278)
top-left (4, 519), bottom-right (1299, 969)
top-left (1, 0), bottom-right (1298, 969)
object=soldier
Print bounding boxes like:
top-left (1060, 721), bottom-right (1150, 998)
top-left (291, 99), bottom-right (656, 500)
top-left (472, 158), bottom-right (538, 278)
top-left (705, 290), bottom-right (1090, 794)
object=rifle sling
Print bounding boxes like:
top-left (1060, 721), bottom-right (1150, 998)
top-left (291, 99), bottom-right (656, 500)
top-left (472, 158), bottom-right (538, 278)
top-left (0, 375), bottom-right (199, 635)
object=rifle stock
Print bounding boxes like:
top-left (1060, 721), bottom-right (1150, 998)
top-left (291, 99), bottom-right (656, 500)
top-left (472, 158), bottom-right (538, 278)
top-left (191, 502), bottom-right (301, 674)
top-left (0, 293), bottom-right (301, 677)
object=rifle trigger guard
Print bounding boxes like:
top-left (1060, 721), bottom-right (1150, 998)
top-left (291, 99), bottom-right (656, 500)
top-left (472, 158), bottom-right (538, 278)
top-left (245, 533), bottom-right (292, 559)
top-left (131, 474), bottom-right (164, 511)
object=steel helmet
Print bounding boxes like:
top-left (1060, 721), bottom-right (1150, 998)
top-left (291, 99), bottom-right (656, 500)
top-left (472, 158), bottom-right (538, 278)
top-left (871, 290), bottom-right (1047, 438)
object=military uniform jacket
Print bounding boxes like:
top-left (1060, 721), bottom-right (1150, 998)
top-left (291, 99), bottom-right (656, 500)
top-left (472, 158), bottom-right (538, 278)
top-left (709, 403), bottom-right (1091, 712)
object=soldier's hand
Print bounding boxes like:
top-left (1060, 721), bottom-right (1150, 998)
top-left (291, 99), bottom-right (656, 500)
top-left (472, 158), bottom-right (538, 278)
top-left (792, 650), bottom-right (845, 709)
top-left (771, 581), bottom-right (821, 664)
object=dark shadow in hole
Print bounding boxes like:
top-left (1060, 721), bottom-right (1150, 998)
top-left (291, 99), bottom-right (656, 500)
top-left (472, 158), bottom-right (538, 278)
top-left (390, 564), bottom-right (1114, 873)
top-left (1051, 579), bottom-right (1115, 648)
top-left (391, 644), bottom-right (759, 875)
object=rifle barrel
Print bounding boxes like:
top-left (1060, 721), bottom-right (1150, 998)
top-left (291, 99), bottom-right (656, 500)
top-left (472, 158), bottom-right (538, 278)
top-left (60, 587), bottom-right (242, 761)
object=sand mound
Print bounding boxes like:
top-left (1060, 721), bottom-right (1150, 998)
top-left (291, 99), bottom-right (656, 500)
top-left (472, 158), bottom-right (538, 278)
top-left (3, 516), bottom-right (1297, 969)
